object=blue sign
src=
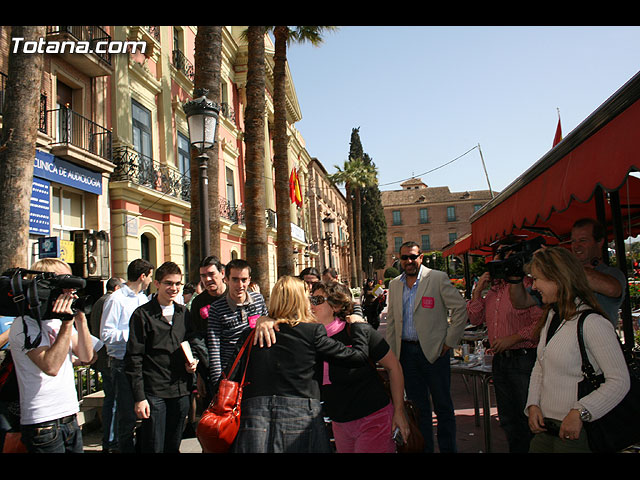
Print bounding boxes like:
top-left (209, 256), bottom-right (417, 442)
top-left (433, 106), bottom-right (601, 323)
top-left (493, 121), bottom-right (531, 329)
top-left (30, 177), bottom-right (50, 235)
top-left (34, 150), bottom-right (102, 195)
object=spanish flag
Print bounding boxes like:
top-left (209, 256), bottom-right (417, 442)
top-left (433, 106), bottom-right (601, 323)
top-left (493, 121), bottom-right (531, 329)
top-left (553, 109), bottom-right (562, 147)
top-left (289, 167), bottom-right (303, 207)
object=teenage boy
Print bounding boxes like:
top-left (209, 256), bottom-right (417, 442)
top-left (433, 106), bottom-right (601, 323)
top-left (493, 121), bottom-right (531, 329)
top-left (124, 262), bottom-right (199, 453)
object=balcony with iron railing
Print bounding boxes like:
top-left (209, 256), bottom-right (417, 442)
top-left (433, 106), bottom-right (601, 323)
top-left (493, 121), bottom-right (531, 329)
top-left (41, 106), bottom-right (112, 162)
top-left (220, 197), bottom-right (245, 225)
top-left (172, 49), bottom-right (194, 82)
top-left (111, 146), bottom-right (190, 202)
top-left (45, 26), bottom-right (113, 77)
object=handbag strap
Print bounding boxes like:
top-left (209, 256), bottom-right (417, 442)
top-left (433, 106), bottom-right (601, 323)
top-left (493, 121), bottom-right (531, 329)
top-left (224, 329), bottom-right (255, 386)
top-left (576, 309), bottom-right (599, 382)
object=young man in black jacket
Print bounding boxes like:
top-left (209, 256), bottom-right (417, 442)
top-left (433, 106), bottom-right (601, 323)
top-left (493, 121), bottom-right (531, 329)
top-left (125, 262), bottom-right (199, 453)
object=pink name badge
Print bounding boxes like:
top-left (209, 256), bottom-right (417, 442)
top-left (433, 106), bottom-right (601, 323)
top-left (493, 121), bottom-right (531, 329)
top-left (248, 314), bottom-right (260, 328)
top-left (421, 296), bottom-right (435, 309)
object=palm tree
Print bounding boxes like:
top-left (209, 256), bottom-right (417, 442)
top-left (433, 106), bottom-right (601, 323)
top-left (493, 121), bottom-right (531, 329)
top-left (329, 157), bottom-right (377, 287)
top-left (191, 26), bottom-right (222, 280)
top-left (243, 26), bottom-right (270, 296)
top-left (271, 26), bottom-right (337, 277)
top-left (0, 26), bottom-right (45, 272)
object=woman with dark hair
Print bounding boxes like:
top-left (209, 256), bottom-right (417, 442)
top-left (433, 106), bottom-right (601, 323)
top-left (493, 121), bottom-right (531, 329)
top-left (525, 247), bottom-right (630, 453)
top-left (229, 276), bottom-right (371, 453)
top-left (310, 281), bottom-right (409, 453)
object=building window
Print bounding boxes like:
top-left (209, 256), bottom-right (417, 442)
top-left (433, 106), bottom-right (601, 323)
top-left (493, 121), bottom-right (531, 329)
top-left (474, 204), bottom-right (482, 212)
top-left (447, 206), bottom-right (456, 221)
top-left (178, 132), bottom-right (190, 179)
top-left (132, 99), bottom-right (152, 160)
top-left (392, 210), bottom-right (402, 225)
top-left (421, 234), bottom-right (430, 251)
top-left (449, 232), bottom-right (458, 243)
top-left (50, 186), bottom-right (84, 241)
top-left (394, 237), bottom-right (403, 252)
top-left (226, 167), bottom-right (236, 208)
top-left (419, 207), bottom-right (429, 224)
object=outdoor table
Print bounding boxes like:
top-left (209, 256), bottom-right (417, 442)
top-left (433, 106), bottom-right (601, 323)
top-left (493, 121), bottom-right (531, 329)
top-left (450, 359), bottom-right (494, 452)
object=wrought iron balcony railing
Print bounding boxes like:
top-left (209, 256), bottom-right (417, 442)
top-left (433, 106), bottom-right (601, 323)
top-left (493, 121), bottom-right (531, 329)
top-left (46, 26), bottom-right (112, 66)
top-left (111, 146), bottom-right (190, 202)
top-left (43, 106), bottom-right (112, 161)
top-left (172, 49), bottom-right (194, 82)
top-left (220, 196), bottom-right (245, 225)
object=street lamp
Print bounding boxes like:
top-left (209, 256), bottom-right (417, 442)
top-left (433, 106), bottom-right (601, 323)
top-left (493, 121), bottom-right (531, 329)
top-left (368, 255), bottom-right (373, 281)
top-left (322, 213), bottom-right (335, 269)
top-left (183, 88), bottom-right (220, 260)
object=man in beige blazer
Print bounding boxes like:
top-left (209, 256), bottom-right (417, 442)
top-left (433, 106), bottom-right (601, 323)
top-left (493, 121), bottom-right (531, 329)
top-left (386, 241), bottom-right (468, 452)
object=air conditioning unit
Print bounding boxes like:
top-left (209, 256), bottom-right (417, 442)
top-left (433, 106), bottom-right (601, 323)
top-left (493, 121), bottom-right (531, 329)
top-left (73, 230), bottom-right (110, 279)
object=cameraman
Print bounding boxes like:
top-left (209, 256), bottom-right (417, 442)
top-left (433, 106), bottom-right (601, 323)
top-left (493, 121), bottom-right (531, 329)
top-left (510, 218), bottom-right (626, 328)
top-left (466, 246), bottom-right (543, 453)
top-left (8, 258), bottom-right (95, 453)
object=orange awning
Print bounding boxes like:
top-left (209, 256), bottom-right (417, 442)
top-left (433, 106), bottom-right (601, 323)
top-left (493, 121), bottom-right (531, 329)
top-left (470, 70), bottom-right (640, 250)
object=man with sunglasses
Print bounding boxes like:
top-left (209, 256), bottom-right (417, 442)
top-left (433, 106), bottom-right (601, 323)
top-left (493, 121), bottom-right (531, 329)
top-left (385, 241), bottom-right (468, 453)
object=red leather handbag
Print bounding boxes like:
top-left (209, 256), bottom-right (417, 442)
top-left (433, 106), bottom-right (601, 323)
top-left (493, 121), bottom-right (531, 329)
top-left (197, 330), bottom-right (254, 453)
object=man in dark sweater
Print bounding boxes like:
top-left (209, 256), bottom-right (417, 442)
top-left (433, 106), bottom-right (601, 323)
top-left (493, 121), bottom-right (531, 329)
top-left (188, 255), bottom-right (227, 406)
top-left (124, 262), bottom-right (199, 453)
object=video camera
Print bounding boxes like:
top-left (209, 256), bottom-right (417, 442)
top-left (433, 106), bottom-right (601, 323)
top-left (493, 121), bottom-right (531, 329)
top-left (486, 236), bottom-right (546, 283)
top-left (0, 268), bottom-right (92, 321)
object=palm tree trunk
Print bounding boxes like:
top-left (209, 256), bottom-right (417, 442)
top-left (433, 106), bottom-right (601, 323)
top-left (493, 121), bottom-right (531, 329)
top-left (353, 187), bottom-right (363, 287)
top-left (244, 26), bottom-right (270, 297)
top-left (191, 26), bottom-right (222, 279)
top-left (273, 26), bottom-right (294, 277)
top-left (0, 26), bottom-right (45, 272)
top-left (346, 185), bottom-right (357, 287)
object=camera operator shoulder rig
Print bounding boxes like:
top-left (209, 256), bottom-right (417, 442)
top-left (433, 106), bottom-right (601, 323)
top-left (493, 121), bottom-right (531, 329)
top-left (0, 268), bottom-right (88, 349)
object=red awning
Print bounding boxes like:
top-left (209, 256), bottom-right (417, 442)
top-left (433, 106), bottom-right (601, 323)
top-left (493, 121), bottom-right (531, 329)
top-left (441, 232), bottom-right (492, 257)
top-left (470, 71), bottom-right (640, 250)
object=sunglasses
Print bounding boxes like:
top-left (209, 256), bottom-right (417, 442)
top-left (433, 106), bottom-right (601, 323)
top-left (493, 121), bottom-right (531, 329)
top-left (400, 254), bottom-right (421, 261)
top-left (309, 295), bottom-right (328, 306)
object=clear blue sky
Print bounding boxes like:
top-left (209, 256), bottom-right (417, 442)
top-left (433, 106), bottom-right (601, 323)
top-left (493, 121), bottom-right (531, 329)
top-left (286, 26), bottom-right (640, 195)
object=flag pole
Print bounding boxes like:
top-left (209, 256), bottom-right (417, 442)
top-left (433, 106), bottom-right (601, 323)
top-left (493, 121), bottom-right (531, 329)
top-left (477, 143), bottom-right (494, 198)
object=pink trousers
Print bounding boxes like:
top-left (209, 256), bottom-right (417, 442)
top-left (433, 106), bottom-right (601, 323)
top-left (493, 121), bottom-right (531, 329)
top-left (331, 402), bottom-right (396, 453)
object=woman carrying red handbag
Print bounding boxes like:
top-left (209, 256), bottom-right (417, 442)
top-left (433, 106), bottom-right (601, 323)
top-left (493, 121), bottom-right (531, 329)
top-left (225, 276), bottom-right (371, 453)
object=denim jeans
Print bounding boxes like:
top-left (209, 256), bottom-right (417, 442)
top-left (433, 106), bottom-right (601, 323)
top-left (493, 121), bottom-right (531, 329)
top-left (492, 349), bottom-right (536, 453)
top-left (233, 395), bottom-right (332, 453)
top-left (110, 357), bottom-right (137, 453)
top-left (138, 394), bottom-right (189, 453)
top-left (20, 414), bottom-right (83, 453)
top-left (400, 341), bottom-right (457, 453)
top-left (99, 366), bottom-right (118, 451)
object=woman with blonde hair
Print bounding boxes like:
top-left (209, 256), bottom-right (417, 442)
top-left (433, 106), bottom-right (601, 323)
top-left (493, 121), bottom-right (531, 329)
top-left (525, 247), bottom-right (630, 453)
top-left (229, 276), bottom-right (371, 453)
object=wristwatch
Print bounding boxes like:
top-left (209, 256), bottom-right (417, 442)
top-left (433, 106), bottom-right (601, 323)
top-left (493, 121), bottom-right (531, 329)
top-left (578, 407), bottom-right (592, 422)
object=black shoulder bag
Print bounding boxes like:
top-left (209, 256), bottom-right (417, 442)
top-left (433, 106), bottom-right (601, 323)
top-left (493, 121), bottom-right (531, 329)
top-left (577, 311), bottom-right (640, 452)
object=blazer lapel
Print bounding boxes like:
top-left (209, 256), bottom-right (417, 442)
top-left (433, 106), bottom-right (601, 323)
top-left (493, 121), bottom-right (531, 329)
top-left (413, 265), bottom-right (431, 314)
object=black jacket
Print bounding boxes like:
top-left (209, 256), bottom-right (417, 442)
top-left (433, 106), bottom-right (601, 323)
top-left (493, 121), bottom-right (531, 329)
top-left (125, 296), bottom-right (202, 402)
top-left (227, 322), bottom-right (370, 401)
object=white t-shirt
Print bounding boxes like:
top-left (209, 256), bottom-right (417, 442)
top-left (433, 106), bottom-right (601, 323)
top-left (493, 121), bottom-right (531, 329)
top-left (9, 316), bottom-right (80, 425)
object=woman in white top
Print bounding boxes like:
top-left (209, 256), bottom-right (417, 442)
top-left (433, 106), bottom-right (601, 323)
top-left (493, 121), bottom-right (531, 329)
top-left (525, 247), bottom-right (630, 453)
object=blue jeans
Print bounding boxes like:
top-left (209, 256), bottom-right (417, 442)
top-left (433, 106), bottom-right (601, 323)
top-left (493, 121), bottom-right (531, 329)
top-left (20, 414), bottom-right (83, 453)
top-left (110, 357), bottom-right (137, 453)
top-left (99, 366), bottom-right (118, 450)
top-left (492, 349), bottom-right (536, 453)
top-left (138, 394), bottom-right (189, 453)
top-left (400, 341), bottom-right (457, 453)
top-left (233, 396), bottom-right (332, 453)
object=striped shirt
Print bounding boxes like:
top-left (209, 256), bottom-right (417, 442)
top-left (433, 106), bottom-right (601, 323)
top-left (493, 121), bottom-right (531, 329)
top-left (206, 291), bottom-right (268, 386)
top-left (401, 271), bottom-right (421, 342)
top-left (467, 278), bottom-right (541, 349)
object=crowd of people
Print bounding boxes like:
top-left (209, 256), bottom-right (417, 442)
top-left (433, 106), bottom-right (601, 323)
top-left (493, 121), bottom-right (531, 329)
top-left (0, 216), bottom-right (633, 454)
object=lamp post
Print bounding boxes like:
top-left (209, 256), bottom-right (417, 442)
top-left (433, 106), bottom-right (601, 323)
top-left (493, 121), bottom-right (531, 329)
top-left (183, 88), bottom-right (220, 260)
top-left (322, 213), bottom-right (335, 269)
